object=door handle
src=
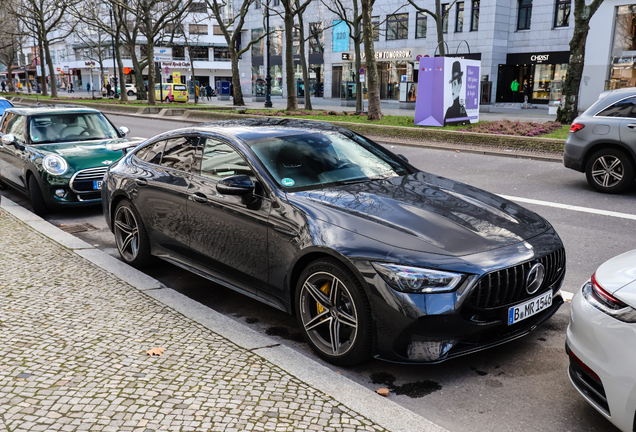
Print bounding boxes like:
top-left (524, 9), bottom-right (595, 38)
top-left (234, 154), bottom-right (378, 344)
top-left (628, 124), bottom-right (636, 129)
top-left (135, 178), bottom-right (148, 186)
top-left (191, 192), bottom-right (208, 204)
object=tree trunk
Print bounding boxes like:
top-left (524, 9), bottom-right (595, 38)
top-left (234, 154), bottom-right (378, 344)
top-left (284, 13), bottom-right (297, 111)
top-left (361, 0), bottom-right (381, 120)
top-left (145, 9), bottom-right (156, 105)
top-left (43, 39), bottom-right (57, 98)
top-left (7, 66), bottom-right (15, 92)
top-left (38, 37), bottom-right (47, 96)
top-left (435, 1), bottom-right (445, 56)
top-left (353, 27), bottom-right (362, 112)
top-left (230, 50), bottom-right (245, 106)
top-left (556, 6), bottom-right (594, 123)
top-left (131, 52), bottom-right (147, 101)
top-left (298, 13), bottom-right (311, 110)
top-left (116, 44), bottom-right (128, 102)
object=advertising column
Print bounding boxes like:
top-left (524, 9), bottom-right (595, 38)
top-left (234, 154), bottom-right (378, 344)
top-left (414, 57), bottom-right (480, 127)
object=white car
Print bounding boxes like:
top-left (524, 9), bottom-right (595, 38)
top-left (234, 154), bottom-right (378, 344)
top-left (566, 249), bottom-right (636, 432)
top-left (117, 84), bottom-right (137, 96)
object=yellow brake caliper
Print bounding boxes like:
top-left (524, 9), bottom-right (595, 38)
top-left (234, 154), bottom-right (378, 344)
top-left (316, 281), bottom-right (331, 315)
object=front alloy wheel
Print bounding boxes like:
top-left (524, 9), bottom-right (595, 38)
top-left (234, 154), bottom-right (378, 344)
top-left (586, 148), bottom-right (634, 193)
top-left (296, 259), bottom-right (372, 366)
top-left (114, 200), bottom-right (151, 267)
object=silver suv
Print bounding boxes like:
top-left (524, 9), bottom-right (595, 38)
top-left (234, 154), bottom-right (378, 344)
top-left (564, 88), bottom-right (636, 193)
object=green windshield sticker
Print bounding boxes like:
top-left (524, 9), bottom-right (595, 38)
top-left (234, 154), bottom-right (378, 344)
top-left (281, 178), bottom-right (295, 187)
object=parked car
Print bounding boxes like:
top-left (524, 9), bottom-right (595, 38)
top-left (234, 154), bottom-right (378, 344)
top-left (0, 106), bottom-right (139, 215)
top-left (155, 83), bottom-right (188, 103)
top-left (567, 249), bottom-right (636, 432)
top-left (0, 97), bottom-right (13, 116)
top-left (117, 84), bottom-right (137, 97)
top-left (564, 87), bottom-right (636, 193)
top-left (103, 119), bottom-right (566, 366)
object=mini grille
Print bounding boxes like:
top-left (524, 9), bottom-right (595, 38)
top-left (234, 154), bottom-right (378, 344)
top-left (72, 166), bottom-right (108, 182)
top-left (469, 248), bottom-right (566, 310)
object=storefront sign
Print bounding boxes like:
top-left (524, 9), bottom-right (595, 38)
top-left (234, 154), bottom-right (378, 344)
top-left (414, 57), bottom-right (481, 127)
top-left (332, 20), bottom-right (350, 53)
top-left (342, 53), bottom-right (351, 61)
top-left (161, 61), bottom-right (191, 67)
top-left (361, 49), bottom-right (413, 61)
top-left (154, 47), bottom-right (173, 62)
top-left (506, 51), bottom-right (570, 66)
top-left (85, 61), bottom-right (95, 67)
top-left (613, 56), bottom-right (634, 66)
top-left (531, 54), bottom-right (550, 63)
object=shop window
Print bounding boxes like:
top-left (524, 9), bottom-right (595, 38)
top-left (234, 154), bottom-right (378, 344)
top-left (309, 22), bottom-right (324, 54)
top-left (554, 0), bottom-right (571, 27)
top-left (442, 4), bottom-right (449, 34)
top-left (189, 24), bottom-right (208, 35)
top-left (609, 7), bottom-right (636, 90)
top-left (518, 0), bottom-right (532, 30)
top-left (272, 26), bottom-right (283, 55)
top-left (188, 2), bottom-right (206, 13)
top-left (172, 45), bottom-right (186, 60)
top-left (189, 46), bottom-right (209, 60)
top-left (596, 97), bottom-right (636, 117)
top-left (213, 46), bottom-right (230, 61)
top-left (455, 2), bottom-right (464, 32)
top-left (471, 1), bottom-right (479, 31)
top-left (387, 13), bottom-right (408, 40)
top-left (251, 28), bottom-right (264, 56)
top-left (416, 12), bottom-right (427, 39)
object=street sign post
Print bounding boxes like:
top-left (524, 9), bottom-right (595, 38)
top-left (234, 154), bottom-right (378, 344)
top-left (153, 47), bottom-right (173, 62)
top-left (359, 68), bottom-right (365, 75)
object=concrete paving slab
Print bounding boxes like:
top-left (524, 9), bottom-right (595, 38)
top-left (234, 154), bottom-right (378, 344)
top-left (23, 220), bottom-right (95, 249)
top-left (74, 248), bottom-right (165, 290)
top-left (0, 201), bottom-right (45, 221)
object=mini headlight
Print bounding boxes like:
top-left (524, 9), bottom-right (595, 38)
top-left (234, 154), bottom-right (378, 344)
top-left (372, 262), bottom-right (463, 293)
top-left (42, 155), bottom-right (68, 176)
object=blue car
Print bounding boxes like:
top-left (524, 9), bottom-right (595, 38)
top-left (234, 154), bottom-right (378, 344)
top-left (0, 97), bottom-right (13, 115)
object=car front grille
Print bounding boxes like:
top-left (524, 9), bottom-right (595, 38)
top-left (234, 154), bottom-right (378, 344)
top-left (70, 167), bottom-right (109, 193)
top-left (468, 248), bottom-right (566, 310)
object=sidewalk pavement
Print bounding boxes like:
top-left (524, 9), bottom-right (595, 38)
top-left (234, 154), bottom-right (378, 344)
top-left (0, 197), bottom-right (447, 432)
top-left (13, 89), bottom-right (558, 123)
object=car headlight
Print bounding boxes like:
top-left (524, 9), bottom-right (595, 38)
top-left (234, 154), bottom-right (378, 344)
top-left (42, 155), bottom-right (68, 176)
top-left (372, 262), bottom-right (463, 293)
top-left (581, 273), bottom-right (636, 323)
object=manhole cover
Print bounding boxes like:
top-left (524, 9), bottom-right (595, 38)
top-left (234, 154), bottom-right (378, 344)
top-left (59, 223), bottom-right (99, 234)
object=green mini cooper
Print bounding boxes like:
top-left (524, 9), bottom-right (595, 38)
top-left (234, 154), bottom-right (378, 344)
top-left (0, 106), bottom-right (140, 215)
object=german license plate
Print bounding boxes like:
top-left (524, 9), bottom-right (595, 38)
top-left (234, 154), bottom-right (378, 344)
top-left (508, 291), bottom-right (553, 325)
top-left (93, 180), bottom-right (103, 190)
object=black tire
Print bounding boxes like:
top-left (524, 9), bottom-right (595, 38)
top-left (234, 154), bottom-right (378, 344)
top-left (113, 199), bottom-right (152, 267)
top-left (28, 175), bottom-right (49, 216)
top-left (127, 91), bottom-right (134, 96)
top-left (585, 148), bottom-right (635, 194)
top-left (295, 258), bottom-right (372, 366)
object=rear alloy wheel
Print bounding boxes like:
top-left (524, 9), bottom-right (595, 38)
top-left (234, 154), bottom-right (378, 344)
top-left (296, 258), bottom-right (372, 366)
top-left (127, 91), bottom-right (134, 96)
top-left (585, 148), bottom-right (635, 194)
top-left (113, 200), bottom-right (151, 267)
top-left (28, 175), bottom-right (49, 216)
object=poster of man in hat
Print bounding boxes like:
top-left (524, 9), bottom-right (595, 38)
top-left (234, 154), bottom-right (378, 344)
top-left (444, 61), bottom-right (468, 126)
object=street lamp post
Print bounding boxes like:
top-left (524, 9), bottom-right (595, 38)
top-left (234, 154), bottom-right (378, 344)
top-left (109, 7), bottom-right (119, 99)
top-left (264, 0), bottom-right (272, 108)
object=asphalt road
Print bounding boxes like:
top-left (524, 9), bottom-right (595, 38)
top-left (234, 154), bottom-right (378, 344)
top-left (2, 113), bottom-right (631, 432)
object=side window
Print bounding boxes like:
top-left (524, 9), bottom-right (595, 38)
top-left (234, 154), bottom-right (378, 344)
top-left (7, 114), bottom-right (26, 142)
top-left (597, 97), bottom-right (636, 118)
top-left (135, 140), bottom-right (165, 165)
top-left (199, 138), bottom-right (253, 180)
top-left (160, 136), bottom-right (199, 172)
top-left (1, 112), bottom-right (15, 134)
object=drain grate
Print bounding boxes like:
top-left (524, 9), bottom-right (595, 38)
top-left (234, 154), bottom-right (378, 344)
top-left (59, 223), bottom-right (99, 234)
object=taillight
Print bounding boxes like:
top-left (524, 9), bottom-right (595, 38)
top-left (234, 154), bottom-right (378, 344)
top-left (570, 123), bottom-right (585, 133)
top-left (591, 273), bottom-right (627, 310)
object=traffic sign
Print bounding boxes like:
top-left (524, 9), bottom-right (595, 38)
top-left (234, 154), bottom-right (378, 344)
top-left (416, 54), bottom-right (422, 61)
top-left (424, 54), bottom-right (430, 57)
top-left (359, 68), bottom-right (365, 75)
top-left (165, 66), bottom-right (169, 74)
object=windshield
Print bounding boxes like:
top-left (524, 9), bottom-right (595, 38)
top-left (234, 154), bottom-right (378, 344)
top-left (247, 131), bottom-right (409, 190)
top-left (29, 113), bottom-right (118, 144)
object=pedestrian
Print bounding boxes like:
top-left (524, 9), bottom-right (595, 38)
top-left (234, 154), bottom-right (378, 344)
top-left (1, 81), bottom-right (5, 92)
top-left (230, 82), bottom-right (233, 99)
top-left (70, 82), bottom-right (74, 93)
top-left (206, 84), bottom-right (212, 101)
top-left (87, 82), bottom-right (90, 92)
top-left (106, 82), bottom-right (112, 97)
top-left (195, 84), bottom-right (199, 103)
top-left (523, 79), bottom-right (530, 104)
top-left (510, 78), bottom-right (519, 103)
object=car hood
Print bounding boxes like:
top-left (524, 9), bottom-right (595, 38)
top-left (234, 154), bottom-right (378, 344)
top-left (595, 249), bottom-right (636, 299)
top-left (35, 138), bottom-right (143, 171)
top-left (286, 172), bottom-right (551, 257)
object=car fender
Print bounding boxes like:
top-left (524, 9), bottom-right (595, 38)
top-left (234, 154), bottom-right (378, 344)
top-left (582, 139), bottom-right (636, 170)
top-left (107, 189), bottom-right (134, 232)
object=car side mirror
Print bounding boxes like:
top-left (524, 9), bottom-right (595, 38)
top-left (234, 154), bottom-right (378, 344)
top-left (119, 126), bottom-right (130, 137)
top-left (216, 174), bottom-right (255, 196)
top-left (397, 154), bottom-right (409, 163)
top-left (1, 134), bottom-right (15, 146)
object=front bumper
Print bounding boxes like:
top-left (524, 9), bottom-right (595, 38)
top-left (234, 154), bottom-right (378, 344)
top-left (566, 284), bottom-right (636, 432)
top-left (357, 230), bottom-right (565, 363)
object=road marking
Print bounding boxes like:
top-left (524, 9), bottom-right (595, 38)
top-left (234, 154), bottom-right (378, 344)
top-left (499, 195), bottom-right (636, 221)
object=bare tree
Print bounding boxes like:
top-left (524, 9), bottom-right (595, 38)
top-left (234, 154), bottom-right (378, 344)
top-left (279, 0), bottom-right (311, 111)
top-left (0, 6), bottom-right (27, 93)
top-left (557, 0), bottom-right (604, 123)
top-left (206, 0), bottom-right (266, 106)
top-left (360, 0), bottom-right (381, 119)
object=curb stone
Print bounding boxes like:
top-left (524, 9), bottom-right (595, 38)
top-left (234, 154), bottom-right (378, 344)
top-left (0, 195), bottom-right (450, 432)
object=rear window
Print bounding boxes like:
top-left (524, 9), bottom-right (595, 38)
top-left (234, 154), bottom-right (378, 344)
top-left (174, 85), bottom-right (187, 91)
